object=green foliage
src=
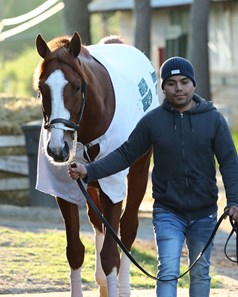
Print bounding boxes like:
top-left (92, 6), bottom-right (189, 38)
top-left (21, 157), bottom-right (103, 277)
top-left (90, 12), bottom-right (121, 44)
top-left (1, 47), bottom-right (40, 96)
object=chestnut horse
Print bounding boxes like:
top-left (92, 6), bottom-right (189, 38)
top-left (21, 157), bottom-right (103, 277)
top-left (33, 32), bottom-right (159, 297)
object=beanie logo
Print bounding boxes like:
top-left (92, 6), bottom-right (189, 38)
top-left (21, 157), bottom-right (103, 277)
top-left (171, 69), bottom-right (180, 74)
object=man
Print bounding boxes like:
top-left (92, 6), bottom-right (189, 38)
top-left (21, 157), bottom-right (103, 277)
top-left (68, 56), bottom-right (238, 297)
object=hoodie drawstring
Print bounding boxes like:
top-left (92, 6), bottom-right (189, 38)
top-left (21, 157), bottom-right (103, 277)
top-left (172, 112), bottom-right (194, 133)
top-left (188, 114), bottom-right (194, 133)
top-left (172, 113), bottom-right (177, 130)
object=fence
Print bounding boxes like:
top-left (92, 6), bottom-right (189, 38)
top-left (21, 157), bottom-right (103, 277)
top-left (0, 134), bottom-right (30, 206)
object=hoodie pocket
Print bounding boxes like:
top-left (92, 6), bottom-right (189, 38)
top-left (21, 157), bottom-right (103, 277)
top-left (190, 177), bottom-right (218, 205)
top-left (162, 179), bottom-right (189, 209)
top-left (161, 178), bottom-right (218, 211)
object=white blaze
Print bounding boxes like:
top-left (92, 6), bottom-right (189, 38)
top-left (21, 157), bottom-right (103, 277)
top-left (45, 69), bottom-right (69, 151)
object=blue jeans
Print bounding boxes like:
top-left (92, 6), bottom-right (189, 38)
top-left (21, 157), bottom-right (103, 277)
top-left (153, 208), bottom-right (217, 297)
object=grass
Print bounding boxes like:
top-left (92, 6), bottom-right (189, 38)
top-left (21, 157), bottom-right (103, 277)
top-left (0, 226), bottom-right (219, 294)
top-left (0, 227), bottom-right (157, 293)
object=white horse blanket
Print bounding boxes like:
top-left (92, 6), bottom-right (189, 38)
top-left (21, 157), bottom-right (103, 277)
top-left (36, 44), bottom-right (159, 207)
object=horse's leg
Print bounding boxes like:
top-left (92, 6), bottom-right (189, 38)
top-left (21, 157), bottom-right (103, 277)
top-left (99, 191), bottom-right (123, 297)
top-left (119, 149), bottom-right (152, 297)
top-left (87, 186), bottom-right (107, 297)
top-left (56, 197), bottom-right (85, 297)
top-left (120, 148), bottom-right (152, 247)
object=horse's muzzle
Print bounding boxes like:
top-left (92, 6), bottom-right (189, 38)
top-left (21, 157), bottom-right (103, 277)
top-left (47, 141), bottom-right (69, 162)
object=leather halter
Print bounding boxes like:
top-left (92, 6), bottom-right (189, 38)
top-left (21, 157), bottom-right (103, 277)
top-left (43, 80), bottom-right (87, 132)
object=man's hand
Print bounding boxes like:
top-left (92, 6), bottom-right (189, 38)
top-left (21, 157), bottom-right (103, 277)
top-left (227, 205), bottom-right (238, 222)
top-left (68, 163), bottom-right (87, 180)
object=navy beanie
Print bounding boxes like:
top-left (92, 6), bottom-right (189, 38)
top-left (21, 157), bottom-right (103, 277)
top-left (160, 56), bottom-right (196, 90)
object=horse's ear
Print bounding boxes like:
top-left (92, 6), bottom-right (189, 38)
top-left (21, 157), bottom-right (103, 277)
top-left (36, 34), bottom-right (51, 58)
top-left (69, 32), bottom-right (81, 57)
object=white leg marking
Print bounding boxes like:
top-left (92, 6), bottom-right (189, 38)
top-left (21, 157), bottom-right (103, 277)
top-left (118, 252), bottom-right (131, 297)
top-left (70, 267), bottom-right (83, 297)
top-left (94, 229), bottom-right (107, 296)
top-left (107, 267), bottom-right (118, 297)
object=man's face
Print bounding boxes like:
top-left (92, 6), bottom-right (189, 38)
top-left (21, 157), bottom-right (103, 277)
top-left (163, 75), bottom-right (195, 112)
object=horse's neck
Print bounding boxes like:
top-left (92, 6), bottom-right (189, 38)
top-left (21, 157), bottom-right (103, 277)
top-left (78, 56), bottom-right (115, 143)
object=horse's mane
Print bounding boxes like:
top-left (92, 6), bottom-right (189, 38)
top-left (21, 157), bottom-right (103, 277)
top-left (33, 35), bottom-right (89, 90)
top-left (47, 36), bottom-right (72, 51)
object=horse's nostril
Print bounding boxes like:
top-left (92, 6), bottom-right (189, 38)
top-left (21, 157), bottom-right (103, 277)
top-left (63, 141), bottom-right (69, 160)
top-left (47, 141), bottom-right (70, 162)
top-left (47, 143), bottom-right (54, 158)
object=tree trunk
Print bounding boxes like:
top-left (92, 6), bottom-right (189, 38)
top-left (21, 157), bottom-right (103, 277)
top-left (189, 0), bottom-right (211, 100)
top-left (63, 0), bottom-right (91, 45)
top-left (133, 0), bottom-right (151, 59)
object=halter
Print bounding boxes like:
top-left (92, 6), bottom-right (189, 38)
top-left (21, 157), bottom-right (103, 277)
top-left (43, 80), bottom-right (87, 132)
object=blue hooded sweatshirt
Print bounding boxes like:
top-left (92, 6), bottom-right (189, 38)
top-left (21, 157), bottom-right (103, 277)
top-left (85, 94), bottom-right (238, 220)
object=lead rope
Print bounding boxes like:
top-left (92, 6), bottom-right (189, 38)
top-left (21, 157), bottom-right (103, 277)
top-left (73, 171), bottom-right (238, 281)
top-left (224, 217), bottom-right (238, 265)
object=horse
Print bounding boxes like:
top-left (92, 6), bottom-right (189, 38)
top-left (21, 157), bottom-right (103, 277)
top-left (33, 32), bottom-right (159, 297)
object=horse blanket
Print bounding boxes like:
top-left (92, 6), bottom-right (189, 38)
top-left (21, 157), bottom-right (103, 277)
top-left (36, 44), bottom-right (159, 206)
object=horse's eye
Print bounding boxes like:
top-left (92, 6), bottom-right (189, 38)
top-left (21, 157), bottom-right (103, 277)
top-left (73, 85), bottom-right (81, 94)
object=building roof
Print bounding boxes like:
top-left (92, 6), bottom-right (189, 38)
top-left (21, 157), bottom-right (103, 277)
top-left (88, 0), bottom-right (191, 12)
top-left (88, 0), bottom-right (230, 13)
